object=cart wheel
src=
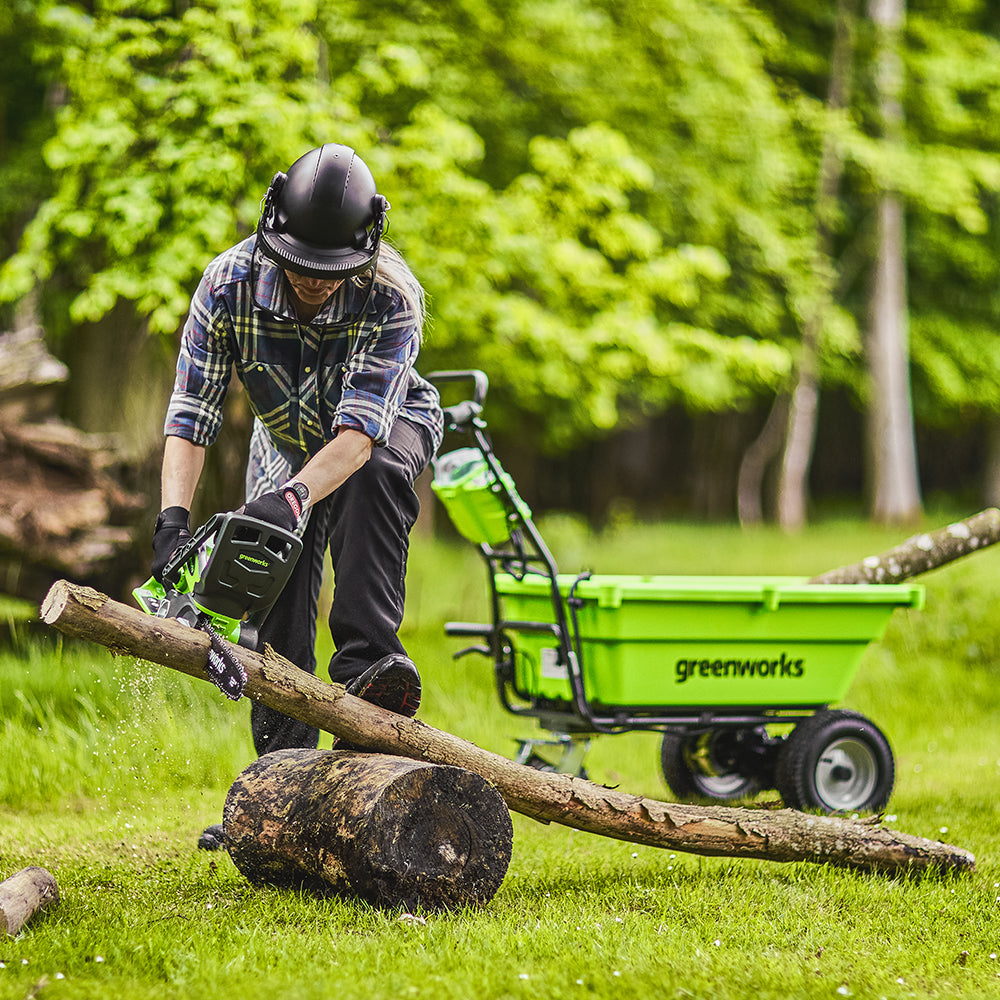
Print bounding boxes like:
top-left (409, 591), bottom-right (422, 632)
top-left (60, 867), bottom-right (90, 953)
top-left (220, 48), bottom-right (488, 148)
top-left (775, 709), bottom-right (894, 813)
top-left (660, 730), bottom-right (762, 802)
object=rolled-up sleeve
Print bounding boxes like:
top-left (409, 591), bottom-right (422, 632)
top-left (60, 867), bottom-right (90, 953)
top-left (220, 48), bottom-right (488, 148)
top-left (163, 273), bottom-right (234, 446)
top-left (334, 291), bottom-right (420, 446)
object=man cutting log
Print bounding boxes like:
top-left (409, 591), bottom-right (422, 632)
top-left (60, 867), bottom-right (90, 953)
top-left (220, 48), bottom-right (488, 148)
top-left (150, 143), bottom-right (444, 847)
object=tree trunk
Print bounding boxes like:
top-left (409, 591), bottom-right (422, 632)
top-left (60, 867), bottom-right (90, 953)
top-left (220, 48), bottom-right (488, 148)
top-left (982, 416), bottom-right (1000, 508)
top-left (867, 0), bottom-right (922, 525)
top-left (738, 394), bottom-right (788, 526)
top-left (0, 867), bottom-right (60, 936)
top-left (39, 581), bottom-right (975, 876)
top-left (809, 508), bottom-right (1000, 584)
top-left (224, 748), bottom-right (513, 911)
top-left (776, 0), bottom-right (859, 530)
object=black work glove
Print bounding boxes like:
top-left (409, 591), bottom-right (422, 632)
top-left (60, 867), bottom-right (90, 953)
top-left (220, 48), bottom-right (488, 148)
top-left (151, 506), bottom-right (192, 583)
top-left (240, 484), bottom-right (306, 532)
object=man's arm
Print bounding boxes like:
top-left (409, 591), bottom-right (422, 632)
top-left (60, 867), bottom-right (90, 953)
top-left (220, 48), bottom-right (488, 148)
top-left (161, 435), bottom-right (207, 510)
top-left (290, 428), bottom-right (373, 507)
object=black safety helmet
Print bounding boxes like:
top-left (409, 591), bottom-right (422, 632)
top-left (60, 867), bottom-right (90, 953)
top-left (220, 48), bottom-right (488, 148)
top-left (256, 144), bottom-right (389, 279)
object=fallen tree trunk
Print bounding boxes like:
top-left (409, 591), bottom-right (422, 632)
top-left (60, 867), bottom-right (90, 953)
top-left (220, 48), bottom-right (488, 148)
top-left (0, 867), bottom-right (60, 936)
top-left (809, 508), bottom-right (1000, 584)
top-left (40, 580), bottom-right (974, 875)
top-left (224, 748), bottom-right (512, 911)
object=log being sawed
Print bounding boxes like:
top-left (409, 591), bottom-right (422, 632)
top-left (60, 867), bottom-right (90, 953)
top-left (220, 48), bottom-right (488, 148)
top-left (40, 580), bottom-right (975, 876)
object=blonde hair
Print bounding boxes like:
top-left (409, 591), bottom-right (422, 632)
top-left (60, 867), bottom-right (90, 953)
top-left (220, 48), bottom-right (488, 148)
top-left (375, 242), bottom-right (426, 338)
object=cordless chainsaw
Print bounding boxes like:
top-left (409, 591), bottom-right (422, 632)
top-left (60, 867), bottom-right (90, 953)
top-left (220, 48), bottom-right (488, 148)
top-left (133, 511), bottom-right (302, 653)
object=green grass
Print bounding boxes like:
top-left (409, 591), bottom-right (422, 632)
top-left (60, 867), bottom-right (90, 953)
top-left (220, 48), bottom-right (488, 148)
top-left (3, 514), bottom-right (1000, 999)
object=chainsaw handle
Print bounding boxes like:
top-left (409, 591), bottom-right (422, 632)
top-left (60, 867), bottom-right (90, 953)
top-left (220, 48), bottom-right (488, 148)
top-left (161, 513), bottom-right (223, 586)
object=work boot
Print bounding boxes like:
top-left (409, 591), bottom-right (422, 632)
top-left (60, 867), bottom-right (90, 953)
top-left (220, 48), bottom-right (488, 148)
top-left (198, 822), bottom-right (226, 851)
top-left (331, 654), bottom-right (421, 750)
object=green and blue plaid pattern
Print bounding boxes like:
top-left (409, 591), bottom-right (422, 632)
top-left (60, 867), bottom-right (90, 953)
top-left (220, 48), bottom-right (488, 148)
top-left (165, 237), bottom-right (443, 480)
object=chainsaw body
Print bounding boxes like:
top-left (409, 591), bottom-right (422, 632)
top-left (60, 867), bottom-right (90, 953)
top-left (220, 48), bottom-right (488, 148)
top-left (133, 512), bottom-right (302, 648)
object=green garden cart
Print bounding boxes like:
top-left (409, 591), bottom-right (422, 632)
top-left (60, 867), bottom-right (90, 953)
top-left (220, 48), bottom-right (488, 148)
top-left (429, 371), bottom-right (924, 815)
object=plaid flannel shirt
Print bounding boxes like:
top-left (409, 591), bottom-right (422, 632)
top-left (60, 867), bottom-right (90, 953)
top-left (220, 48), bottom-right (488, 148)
top-left (165, 237), bottom-right (443, 498)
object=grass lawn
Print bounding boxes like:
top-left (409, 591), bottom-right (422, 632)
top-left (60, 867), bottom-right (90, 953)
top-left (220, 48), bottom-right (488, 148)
top-left (1, 514), bottom-right (999, 999)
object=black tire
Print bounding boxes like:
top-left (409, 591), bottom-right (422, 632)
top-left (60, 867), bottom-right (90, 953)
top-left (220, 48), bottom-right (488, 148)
top-left (775, 709), bottom-right (894, 813)
top-left (660, 730), bottom-right (762, 803)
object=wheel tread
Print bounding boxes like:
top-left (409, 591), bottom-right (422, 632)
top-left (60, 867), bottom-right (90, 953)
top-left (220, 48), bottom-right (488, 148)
top-left (775, 709), bottom-right (894, 813)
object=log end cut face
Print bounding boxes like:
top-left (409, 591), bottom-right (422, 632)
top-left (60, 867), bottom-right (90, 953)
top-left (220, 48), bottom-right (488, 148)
top-left (359, 763), bottom-right (514, 912)
top-left (223, 749), bottom-right (513, 912)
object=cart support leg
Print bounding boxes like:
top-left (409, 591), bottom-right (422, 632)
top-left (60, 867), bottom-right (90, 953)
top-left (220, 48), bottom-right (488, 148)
top-left (513, 734), bottom-right (591, 777)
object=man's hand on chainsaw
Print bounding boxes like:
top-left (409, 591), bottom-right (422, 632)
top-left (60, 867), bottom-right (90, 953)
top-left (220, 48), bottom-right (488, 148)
top-left (151, 506), bottom-right (192, 583)
top-left (240, 483), bottom-right (307, 533)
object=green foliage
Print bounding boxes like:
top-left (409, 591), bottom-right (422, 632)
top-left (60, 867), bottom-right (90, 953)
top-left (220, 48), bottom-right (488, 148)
top-left (1, 0), bottom-right (801, 449)
top-left (0, 1), bottom-right (55, 288)
top-left (4, 0), bottom-right (1000, 457)
top-left (1, 0), bottom-right (362, 335)
top-left (320, 0), bottom-right (807, 443)
top-left (390, 117), bottom-right (791, 444)
top-left (902, 12), bottom-right (1000, 423)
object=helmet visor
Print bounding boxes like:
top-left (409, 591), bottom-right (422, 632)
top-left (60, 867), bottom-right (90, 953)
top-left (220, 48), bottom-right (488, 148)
top-left (256, 228), bottom-right (380, 279)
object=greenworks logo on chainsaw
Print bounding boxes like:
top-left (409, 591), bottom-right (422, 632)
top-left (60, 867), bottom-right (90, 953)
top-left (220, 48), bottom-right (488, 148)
top-left (675, 653), bottom-right (805, 684)
top-left (238, 554), bottom-right (270, 567)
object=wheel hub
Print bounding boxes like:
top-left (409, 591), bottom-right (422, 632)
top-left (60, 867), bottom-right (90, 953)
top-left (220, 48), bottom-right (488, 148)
top-left (682, 729), bottom-right (770, 798)
top-left (815, 737), bottom-right (878, 811)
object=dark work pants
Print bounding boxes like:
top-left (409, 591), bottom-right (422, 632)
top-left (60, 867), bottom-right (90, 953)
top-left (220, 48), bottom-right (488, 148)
top-left (250, 419), bottom-right (434, 755)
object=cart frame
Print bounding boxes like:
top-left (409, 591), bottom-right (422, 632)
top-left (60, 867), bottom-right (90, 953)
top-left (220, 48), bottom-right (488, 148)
top-left (433, 370), bottom-right (827, 737)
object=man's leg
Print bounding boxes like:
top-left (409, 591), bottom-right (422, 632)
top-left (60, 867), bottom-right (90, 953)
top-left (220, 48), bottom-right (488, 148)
top-left (325, 419), bottom-right (433, 685)
top-left (250, 502), bottom-right (330, 754)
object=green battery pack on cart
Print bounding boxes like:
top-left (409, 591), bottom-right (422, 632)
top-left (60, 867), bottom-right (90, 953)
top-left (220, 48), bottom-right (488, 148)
top-left (432, 447), bottom-right (532, 546)
top-left (495, 573), bottom-right (924, 709)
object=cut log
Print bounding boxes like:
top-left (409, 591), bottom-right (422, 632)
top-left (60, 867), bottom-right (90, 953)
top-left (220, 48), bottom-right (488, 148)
top-left (809, 508), bottom-right (1000, 584)
top-left (0, 326), bottom-right (146, 604)
top-left (0, 867), bottom-right (59, 936)
top-left (224, 748), bottom-right (513, 911)
top-left (40, 580), bottom-right (975, 876)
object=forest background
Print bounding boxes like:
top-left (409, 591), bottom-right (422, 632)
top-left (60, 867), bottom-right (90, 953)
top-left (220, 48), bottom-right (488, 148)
top-left (2, 0), bottom-right (999, 535)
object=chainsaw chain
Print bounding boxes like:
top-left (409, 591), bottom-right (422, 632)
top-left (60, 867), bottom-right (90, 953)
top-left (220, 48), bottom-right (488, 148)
top-left (197, 616), bottom-right (248, 700)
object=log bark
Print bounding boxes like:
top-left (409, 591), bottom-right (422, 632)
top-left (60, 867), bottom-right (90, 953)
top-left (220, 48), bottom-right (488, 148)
top-left (40, 580), bottom-right (975, 876)
top-left (809, 508), bottom-right (1000, 584)
top-left (0, 867), bottom-right (60, 936)
top-left (224, 748), bottom-right (513, 911)
top-left (0, 327), bottom-right (68, 425)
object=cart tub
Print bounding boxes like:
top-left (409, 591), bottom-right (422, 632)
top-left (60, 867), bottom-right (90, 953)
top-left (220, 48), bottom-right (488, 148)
top-left (495, 574), bottom-right (924, 709)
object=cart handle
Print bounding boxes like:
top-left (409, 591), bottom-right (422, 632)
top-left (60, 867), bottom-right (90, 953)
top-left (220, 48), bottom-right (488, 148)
top-left (428, 369), bottom-right (489, 405)
top-left (428, 370), bottom-right (490, 432)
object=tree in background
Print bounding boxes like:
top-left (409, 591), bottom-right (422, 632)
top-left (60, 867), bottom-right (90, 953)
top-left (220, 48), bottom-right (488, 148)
top-left (750, 0), bottom-right (1000, 524)
top-left (902, 4), bottom-right (1000, 507)
top-left (318, 0), bottom-right (808, 448)
top-left (0, 1), bottom-right (56, 325)
top-left (2, 0), bottom-right (796, 456)
top-left (762, 0), bottom-right (860, 530)
top-left (3, 0), bottom-right (1000, 522)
